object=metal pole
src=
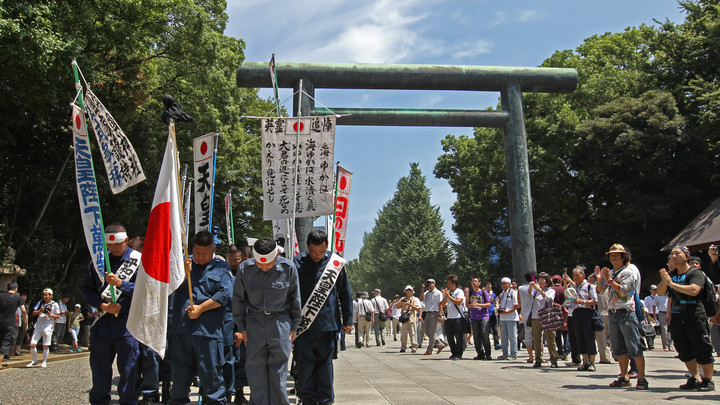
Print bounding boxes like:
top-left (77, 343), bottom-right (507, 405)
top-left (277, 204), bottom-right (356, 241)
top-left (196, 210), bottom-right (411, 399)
top-left (292, 78), bottom-right (316, 253)
top-left (501, 83), bottom-right (537, 283)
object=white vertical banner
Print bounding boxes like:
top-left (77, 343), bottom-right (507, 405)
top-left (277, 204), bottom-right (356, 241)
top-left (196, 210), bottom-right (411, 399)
top-left (72, 104), bottom-right (105, 283)
top-left (84, 89), bottom-right (146, 193)
top-left (193, 133), bottom-right (215, 233)
top-left (261, 116), bottom-right (336, 220)
top-left (333, 165), bottom-right (353, 257)
top-left (272, 219), bottom-right (300, 255)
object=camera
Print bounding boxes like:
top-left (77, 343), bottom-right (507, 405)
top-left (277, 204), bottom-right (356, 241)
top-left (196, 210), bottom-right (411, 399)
top-left (712, 245), bottom-right (719, 253)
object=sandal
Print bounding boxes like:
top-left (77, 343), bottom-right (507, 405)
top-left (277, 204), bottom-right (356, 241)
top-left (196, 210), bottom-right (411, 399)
top-left (609, 377), bottom-right (630, 387)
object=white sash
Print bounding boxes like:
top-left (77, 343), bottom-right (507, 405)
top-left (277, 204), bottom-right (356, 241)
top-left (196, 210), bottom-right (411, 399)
top-left (91, 249), bottom-right (142, 328)
top-left (296, 253), bottom-right (346, 336)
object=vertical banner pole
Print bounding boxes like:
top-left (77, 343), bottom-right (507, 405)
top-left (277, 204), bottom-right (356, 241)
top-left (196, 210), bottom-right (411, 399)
top-left (289, 79), bottom-right (303, 261)
top-left (208, 132), bottom-right (219, 232)
top-left (329, 161), bottom-right (340, 254)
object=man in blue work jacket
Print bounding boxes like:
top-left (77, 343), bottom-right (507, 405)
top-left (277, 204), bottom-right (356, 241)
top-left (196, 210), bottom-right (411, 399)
top-left (233, 237), bottom-right (301, 405)
top-left (169, 230), bottom-right (234, 404)
top-left (294, 230), bottom-right (353, 405)
top-left (82, 223), bottom-right (140, 405)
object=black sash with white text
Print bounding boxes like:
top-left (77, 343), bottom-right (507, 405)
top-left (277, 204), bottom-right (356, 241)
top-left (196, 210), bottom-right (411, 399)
top-left (296, 253), bottom-right (346, 336)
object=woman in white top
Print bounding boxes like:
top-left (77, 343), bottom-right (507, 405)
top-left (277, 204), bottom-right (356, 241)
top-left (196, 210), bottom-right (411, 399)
top-left (529, 272), bottom-right (558, 368)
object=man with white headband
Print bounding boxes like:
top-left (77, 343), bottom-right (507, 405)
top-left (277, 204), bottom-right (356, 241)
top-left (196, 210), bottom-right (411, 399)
top-left (233, 237), bottom-right (301, 405)
top-left (81, 222), bottom-right (141, 404)
top-left (169, 230), bottom-right (234, 404)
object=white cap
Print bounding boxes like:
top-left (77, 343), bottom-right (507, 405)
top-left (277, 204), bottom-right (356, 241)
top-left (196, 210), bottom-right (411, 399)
top-left (43, 288), bottom-right (53, 295)
top-left (404, 285), bottom-right (414, 292)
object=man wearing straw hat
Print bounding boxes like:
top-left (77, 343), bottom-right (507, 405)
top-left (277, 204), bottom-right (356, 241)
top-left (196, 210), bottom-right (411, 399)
top-left (169, 230), bottom-right (234, 404)
top-left (82, 223), bottom-right (141, 404)
top-left (233, 237), bottom-right (301, 405)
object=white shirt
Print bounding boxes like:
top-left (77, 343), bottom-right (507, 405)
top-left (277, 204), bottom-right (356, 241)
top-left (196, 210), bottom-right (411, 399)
top-left (357, 299), bottom-right (372, 316)
top-left (34, 300), bottom-right (60, 331)
top-left (518, 284), bottom-right (533, 319)
top-left (643, 295), bottom-right (656, 316)
top-left (423, 288), bottom-right (444, 312)
top-left (655, 294), bottom-right (668, 312)
top-left (391, 301), bottom-right (402, 318)
top-left (445, 288), bottom-right (466, 319)
top-left (56, 302), bottom-right (68, 324)
top-left (372, 295), bottom-right (389, 313)
top-left (498, 288), bottom-right (519, 322)
top-left (530, 287), bottom-right (555, 318)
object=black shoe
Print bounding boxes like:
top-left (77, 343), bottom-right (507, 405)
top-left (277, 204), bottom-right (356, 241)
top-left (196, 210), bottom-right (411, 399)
top-left (550, 362), bottom-right (559, 368)
top-left (680, 377), bottom-right (699, 390)
top-left (533, 361), bottom-right (541, 368)
top-left (473, 356), bottom-right (483, 360)
top-left (697, 378), bottom-right (715, 392)
top-left (298, 396), bottom-right (317, 405)
top-left (235, 391), bottom-right (249, 404)
top-left (485, 355), bottom-right (492, 360)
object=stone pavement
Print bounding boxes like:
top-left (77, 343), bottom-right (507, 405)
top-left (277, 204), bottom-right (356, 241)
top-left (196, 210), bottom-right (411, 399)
top-left (2, 337), bottom-right (720, 404)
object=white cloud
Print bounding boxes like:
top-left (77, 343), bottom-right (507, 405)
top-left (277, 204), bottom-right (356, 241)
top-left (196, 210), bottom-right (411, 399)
top-left (490, 8), bottom-right (548, 26)
top-left (452, 40), bottom-right (493, 59)
top-left (517, 9), bottom-right (548, 22)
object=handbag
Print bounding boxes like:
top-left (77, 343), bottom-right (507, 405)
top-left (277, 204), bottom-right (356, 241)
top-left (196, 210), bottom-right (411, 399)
top-left (451, 300), bottom-right (471, 334)
top-left (399, 310), bottom-right (411, 323)
top-left (641, 321), bottom-right (656, 337)
top-left (590, 309), bottom-right (605, 332)
top-left (538, 304), bottom-right (564, 331)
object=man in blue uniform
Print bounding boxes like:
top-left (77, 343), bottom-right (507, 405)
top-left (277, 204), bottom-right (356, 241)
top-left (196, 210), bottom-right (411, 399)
top-left (82, 223), bottom-right (140, 405)
top-left (294, 230), bottom-right (353, 405)
top-left (233, 237), bottom-right (301, 405)
top-left (169, 230), bottom-right (233, 404)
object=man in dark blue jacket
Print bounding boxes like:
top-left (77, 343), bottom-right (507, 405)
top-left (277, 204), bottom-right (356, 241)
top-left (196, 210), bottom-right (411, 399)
top-left (82, 223), bottom-right (140, 405)
top-left (293, 230), bottom-right (353, 405)
top-left (169, 230), bottom-right (233, 404)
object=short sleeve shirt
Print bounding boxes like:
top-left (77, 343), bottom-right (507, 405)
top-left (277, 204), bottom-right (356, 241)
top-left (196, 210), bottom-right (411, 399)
top-left (668, 267), bottom-right (707, 319)
top-left (446, 288), bottom-right (466, 319)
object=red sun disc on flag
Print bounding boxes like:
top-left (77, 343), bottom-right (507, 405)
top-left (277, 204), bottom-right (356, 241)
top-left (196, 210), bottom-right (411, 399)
top-left (292, 122), bottom-right (304, 132)
top-left (260, 257), bottom-right (267, 263)
top-left (142, 202), bottom-right (172, 283)
top-left (333, 260), bottom-right (340, 266)
top-left (201, 141), bottom-right (208, 155)
top-left (340, 176), bottom-right (347, 190)
top-left (75, 114), bottom-right (82, 129)
top-left (109, 235), bottom-right (115, 242)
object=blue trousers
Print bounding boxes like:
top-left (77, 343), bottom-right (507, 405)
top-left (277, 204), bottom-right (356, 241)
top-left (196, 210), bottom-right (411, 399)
top-left (223, 344), bottom-right (236, 398)
top-left (245, 312), bottom-right (291, 405)
top-left (136, 343), bottom-right (160, 394)
top-left (294, 329), bottom-right (335, 404)
top-left (170, 334), bottom-right (226, 404)
top-left (234, 341), bottom-right (248, 391)
top-left (89, 332), bottom-right (139, 405)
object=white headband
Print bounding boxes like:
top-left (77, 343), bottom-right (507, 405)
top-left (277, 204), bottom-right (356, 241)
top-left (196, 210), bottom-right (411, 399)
top-left (106, 232), bottom-right (128, 244)
top-left (253, 245), bottom-right (278, 265)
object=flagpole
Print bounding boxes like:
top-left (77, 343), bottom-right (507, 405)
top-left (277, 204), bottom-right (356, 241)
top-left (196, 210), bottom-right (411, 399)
top-left (270, 54), bottom-right (281, 117)
top-left (329, 161), bottom-right (340, 254)
top-left (208, 131), bottom-right (219, 232)
top-left (72, 60), bottom-right (116, 304)
top-left (289, 80), bottom-right (303, 261)
top-left (169, 120), bottom-right (193, 307)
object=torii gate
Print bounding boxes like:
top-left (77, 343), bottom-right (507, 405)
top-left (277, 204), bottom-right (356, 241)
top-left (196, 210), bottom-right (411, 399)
top-left (237, 62), bottom-right (578, 282)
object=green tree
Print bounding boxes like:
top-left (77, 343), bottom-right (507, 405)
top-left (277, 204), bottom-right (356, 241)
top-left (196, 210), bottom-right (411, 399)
top-left (0, 0), bottom-right (273, 300)
top-left (436, 23), bottom-right (715, 277)
top-left (349, 163), bottom-right (453, 295)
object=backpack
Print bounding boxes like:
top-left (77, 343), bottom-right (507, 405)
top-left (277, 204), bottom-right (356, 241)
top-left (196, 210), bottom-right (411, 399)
top-left (691, 268), bottom-right (719, 318)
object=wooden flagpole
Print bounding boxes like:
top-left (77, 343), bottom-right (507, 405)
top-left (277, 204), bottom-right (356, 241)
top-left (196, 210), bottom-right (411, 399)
top-left (169, 120), bottom-right (194, 307)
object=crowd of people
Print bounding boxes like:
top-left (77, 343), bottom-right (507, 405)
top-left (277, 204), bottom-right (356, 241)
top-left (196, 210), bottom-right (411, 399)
top-left (352, 243), bottom-right (720, 392)
top-left (3, 235), bottom-right (720, 402)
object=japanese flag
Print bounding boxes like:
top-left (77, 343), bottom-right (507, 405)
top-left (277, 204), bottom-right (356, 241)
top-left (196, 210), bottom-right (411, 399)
top-left (127, 123), bottom-right (185, 358)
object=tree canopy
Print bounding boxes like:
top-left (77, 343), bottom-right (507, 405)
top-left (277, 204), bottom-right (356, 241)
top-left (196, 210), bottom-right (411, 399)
top-left (0, 0), bottom-right (274, 301)
top-left (435, 1), bottom-right (720, 284)
top-left (346, 163), bottom-right (453, 295)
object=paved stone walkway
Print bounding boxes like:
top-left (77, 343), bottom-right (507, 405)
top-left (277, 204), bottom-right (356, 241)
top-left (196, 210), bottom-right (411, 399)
top-left (2, 337), bottom-right (719, 403)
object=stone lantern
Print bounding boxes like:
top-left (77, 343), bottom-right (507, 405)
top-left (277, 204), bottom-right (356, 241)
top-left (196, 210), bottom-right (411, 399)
top-left (0, 247), bottom-right (27, 292)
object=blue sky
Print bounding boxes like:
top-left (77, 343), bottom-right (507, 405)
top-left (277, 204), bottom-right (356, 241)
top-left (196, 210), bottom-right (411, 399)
top-left (225, 0), bottom-right (686, 260)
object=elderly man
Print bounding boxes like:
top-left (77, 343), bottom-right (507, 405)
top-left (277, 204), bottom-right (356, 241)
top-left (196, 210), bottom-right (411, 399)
top-left (233, 237), bottom-right (301, 405)
top-left (497, 277), bottom-right (519, 360)
top-left (399, 285), bottom-right (421, 353)
top-left (658, 245), bottom-right (715, 392)
top-left (596, 243), bottom-right (648, 390)
top-left (420, 279), bottom-right (445, 355)
top-left (371, 289), bottom-right (389, 347)
top-left (293, 230), bottom-right (352, 405)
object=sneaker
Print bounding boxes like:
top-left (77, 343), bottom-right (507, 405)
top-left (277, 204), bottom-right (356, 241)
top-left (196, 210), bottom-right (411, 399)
top-left (511, 356), bottom-right (517, 360)
top-left (411, 348), bottom-right (416, 353)
top-left (485, 355), bottom-right (492, 360)
top-left (473, 356), bottom-right (483, 360)
top-left (69, 349), bottom-right (75, 353)
top-left (533, 361), bottom-right (541, 368)
top-left (570, 361), bottom-right (583, 367)
top-left (550, 362), bottom-right (559, 368)
top-left (680, 377), bottom-right (699, 390)
top-left (577, 363), bottom-right (590, 371)
top-left (587, 363), bottom-right (596, 372)
top-left (436, 345), bottom-right (444, 354)
top-left (26, 361), bottom-right (38, 368)
top-left (636, 378), bottom-right (649, 390)
top-left (449, 356), bottom-right (458, 360)
top-left (424, 351), bottom-right (432, 355)
top-left (40, 363), bottom-right (47, 368)
top-left (610, 377), bottom-right (631, 387)
top-left (697, 378), bottom-right (715, 392)
top-left (497, 355), bottom-right (508, 360)
top-left (400, 348), bottom-right (406, 353)
top-left (77, 349), bottom-right (83, 352)
top-left (628, 371), bottom-right (639, 379)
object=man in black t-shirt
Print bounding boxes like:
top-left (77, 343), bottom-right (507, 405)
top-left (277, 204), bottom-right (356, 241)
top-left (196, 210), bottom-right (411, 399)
top-left (658, 245), bottom-right (715, 392)
top-left (0, 282), bottom-right (26, 370)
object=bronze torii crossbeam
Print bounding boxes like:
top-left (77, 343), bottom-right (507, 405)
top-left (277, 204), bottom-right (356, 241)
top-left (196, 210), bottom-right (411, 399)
top-left (237, 61), bottom-right (578, 282)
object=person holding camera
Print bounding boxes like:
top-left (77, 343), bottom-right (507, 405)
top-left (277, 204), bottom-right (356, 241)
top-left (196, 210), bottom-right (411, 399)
top-left (497, 277), bottom-right (520, 360)
top-left (27, 288), bottom-right (60, 368)
top-left (441, 275), bottom-right (467, 360)
top-left (399, 286), bottom-right (421, 353)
